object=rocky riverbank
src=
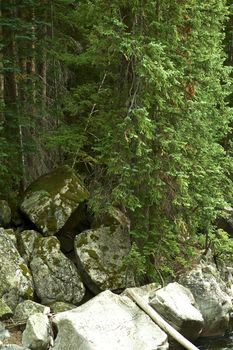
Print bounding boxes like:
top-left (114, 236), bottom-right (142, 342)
top-left (0, 166), bottom-right (232, 349)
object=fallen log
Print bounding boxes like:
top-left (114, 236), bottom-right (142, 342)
top-left (127, 289), bottom-right (199, 350)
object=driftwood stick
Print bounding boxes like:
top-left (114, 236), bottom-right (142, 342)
top-left (127, 289), bottom-right (199, 350)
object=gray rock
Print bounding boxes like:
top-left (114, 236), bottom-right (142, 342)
top-left (18, 230), bottom-right (42, 264)
top-left (75, 226), bottom-right (135, 294)
top-left (14, 300), bottom-right (50, 322)
top-left (0, 299), bottom-right (13, 320)
top-left (0, 200), bottom-right (11, 227)
top-left (179, 263), bottom-right (232, 337)
top-left (21, 166), bottom-right (88, 236)
top-left (22, 313), bottom-right (51, 350)
top-left (30, 236), bottom-right (85, 304)
top-left (0, 228), bottom-right (34, 310)
top-left (53, 290), bottom-right (169, 350)
top-left (149, 282), bottom-right (204, 340)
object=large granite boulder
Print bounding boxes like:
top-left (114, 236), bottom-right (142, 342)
top-left (149, 282), bottom-right (204, 340)
top-left (75, 226), bottom-right (135, 294)
top-left (21, 166), bottom-right (89, 236)
top-left (30, 236), bottom-right (85, 304)
top-left (0, 228), bottom-right (34, 310)
top-left (52, 290), bottom-right (169, 350)
top-left (179, 263), bottom-right (232, 337)
top-left (0, 200), bottom-right (11, 227)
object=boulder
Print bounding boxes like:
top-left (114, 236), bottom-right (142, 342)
top-left (22, 313), bottom-right (51, 350)
top-left (14, 300), bottom-right (50, 322)
top-left (18, 230), bottom-right (42, 264)
top-left (149, 282), bottom-right (204, 340)
top-left (0, 228), bottom-right (34, 310)
top-left (30, 236), bottom-right (85, 304)
top-left (52, 290), bottom-right (169, 350)
top-left (0, 200), bottom-right (11, 227)
top-left (0, 299), bottom-right (13, 320)
top-left (75, 225), bottom-right (135, 294)
top-left (21, 166), bottom-right (89, 236)
top-left (179, 263), bottom-right (232, 337)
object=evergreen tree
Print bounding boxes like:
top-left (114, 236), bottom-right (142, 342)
top-left (49, 0), bottom-right (232, 279)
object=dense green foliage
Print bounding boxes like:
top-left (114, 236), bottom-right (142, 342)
top-left (1, 0), bottom-right (233, 280)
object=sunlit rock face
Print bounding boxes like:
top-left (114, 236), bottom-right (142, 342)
top-left (21, 166), bottom-right (88, 236)
top-left (53, 290), bottom-right (169, 350)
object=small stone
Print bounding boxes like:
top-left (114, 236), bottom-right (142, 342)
top-left (22, 313), bottom-right (51, 350)
top-left (49, 301), bottom-right (76, 314)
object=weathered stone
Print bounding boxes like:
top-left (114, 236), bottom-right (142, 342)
top-left (14, 300), bottom-right (50, 322)
top-left (49, 301), bottom-right (76, 314)
top-left (21, 166), bottom-right (89, 236)
top-left (179, 263), bottom-right (232, 337)
top-left (75, 226), bottom-right (135, 294)
top-left (22, 313), bottom-right (51, 350)
top-left (0, 299), bottom-right (13, 320)
top-left (18, 230), bottom-right (42, 264)
top-left (0, 200), bottom-right (11, 227)
top-left (0, 228), bottom-right (34, 310)
top-left (149, 282), bottom-right (204, 340)
top-left (53, 290), bottom-right (169, 350)
top-left (30, 236), bottom-right (85, 304)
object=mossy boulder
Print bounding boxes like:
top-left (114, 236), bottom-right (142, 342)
top-left (0, 228), bottom-right (34, 310)
top-left (0, 200), bottom-right (11, 227)
top-left (30, 236), bottom-right (85, 304)
top-left (74, 225), bottom-right (135, 294)
top-left (21, 166), bottom-right (89, 236)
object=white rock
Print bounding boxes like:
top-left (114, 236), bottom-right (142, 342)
top-left (22, 313), bottom-right (51, 350)
top-left (53, 290), bottom-right (169, 350)
top-left (149, 282), bottom-right (204, 340)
